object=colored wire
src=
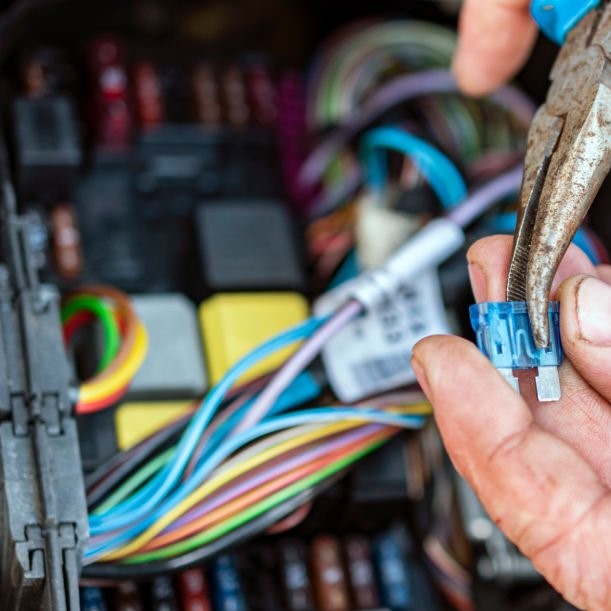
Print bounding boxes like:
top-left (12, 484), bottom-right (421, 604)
top-left (62, 286), bottom-right (149, 414)
top-left (188, 371), bottom-right (323, 476)
top-left (446, 165), bottom-right (523, 228)
top-left (126, 434), bottom-right (389, 563)
top-left (233, 300), bottom-right (362, 435)
top-left (158, 423), bottom-right (388, 541)
top-left (143, 447), bottom-right (355, 551)
top-left (75, 286), bottom-right (140, 382)
top-left (87, 317), bottom-right (325, 539)
top-left (94, 447), bottom-right (176, 516)
top-left (102, 420), bottom-right (372, 558)
top-left (82, 481), bottom-right (336, 579)
top-left (61, 295), bottom-right (120, 371)
top-left (309, 21), bottom-right (456, 127)
top-left (88, 407), bottom-right (425, 562)
top-left (77, 321), bottom-right (148, 412)
top-left (62, 310), bottom-right (94, 344)
top-left (86, 410), bottom-right (193, 508)
top-left (300, 70), bottom-right (535, 190)
top-left (359, 126), bottom-right (468, 207)
top-left (91, 408), bottom-right (419, 560)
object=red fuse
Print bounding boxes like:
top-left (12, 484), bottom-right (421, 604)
top-left (88, 36), bottom-right (133, 150)
top-left (192, 62), bottom-right (222, 128)
top-left (177, 568), bottom-right (212, 611)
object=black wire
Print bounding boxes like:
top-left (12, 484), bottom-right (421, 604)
top-left (85, 414), bottom-right (191, 507)
top-left (81, 476), bottom-right (342, 581)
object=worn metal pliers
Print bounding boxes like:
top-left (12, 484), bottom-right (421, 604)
top-left (507, 0), bottom-right (611, 348)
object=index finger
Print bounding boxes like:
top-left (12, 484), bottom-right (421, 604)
top-left (453, 0), bottom-right (538, 96)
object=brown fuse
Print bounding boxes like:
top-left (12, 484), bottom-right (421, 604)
top-left (192, 62), bottom-right (222, 127)
top-left (344, 535), bottom-right (381, 610)
top-left (115, 581), bottom-right (143, 611)
top-left (220, 65), bottom-right (250, 128)
top-left (310, 535), bottom-right (351, 611)
top-left (51, 203), bottom-right (83, 280)
top-left (133, 60), bottom-right (165, 129)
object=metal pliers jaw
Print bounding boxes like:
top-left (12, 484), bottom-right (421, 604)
top-left (507, 2), bottom-right (611, 348)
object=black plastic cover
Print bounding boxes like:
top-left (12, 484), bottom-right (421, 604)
top-left (195, 199), bottom-right (306, 294)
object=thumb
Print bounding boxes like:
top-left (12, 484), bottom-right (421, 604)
top-left (559, 274), bottom-right (611, 403)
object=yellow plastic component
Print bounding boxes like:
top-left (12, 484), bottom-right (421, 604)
top-left (199, 292), bottom-right (309, 385)
top-left (115, 401), bottom-right (194, 450)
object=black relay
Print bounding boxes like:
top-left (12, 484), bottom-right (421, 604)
top-left (13, 96), bottom-right (81, 202)
top-left (195, 199), bottom-right (306, 294)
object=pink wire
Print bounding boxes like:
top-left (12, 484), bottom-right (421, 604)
top-left (233, 300), bottom-right (363, 435)
top-left (164, 423), bottom-right (384, 533)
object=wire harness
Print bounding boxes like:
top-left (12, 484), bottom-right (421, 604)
top-left (62, 286), bottom-right (148, 414)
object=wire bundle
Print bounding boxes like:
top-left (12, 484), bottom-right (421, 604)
top-left (307, 20), bottom-right (456, 128)
top-left (83, 310), bottom-right (431, 573)
top-left (305, 20), bottom-right (530, 180)
top-left (62, 286), bottom-right (148, 414)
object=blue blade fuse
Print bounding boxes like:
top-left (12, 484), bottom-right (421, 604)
top-left (469, 301), bottom-right (564, 402)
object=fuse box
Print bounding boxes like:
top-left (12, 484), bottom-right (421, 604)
top-left (0, 1), bottom-right (596, 610)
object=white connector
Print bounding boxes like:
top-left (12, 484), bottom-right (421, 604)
top-left (347, 217), bottom-right (466, 310)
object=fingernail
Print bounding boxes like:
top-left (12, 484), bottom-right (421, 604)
top-left (576, 277), bottom-right (611, 346)
top-left (411, 353), bottom-right (432, 398)
top-left (468, 261), bottom-right (487, 302)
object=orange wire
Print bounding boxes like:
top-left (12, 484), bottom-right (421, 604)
top-left (142, 429), bottom-right (392, 551)
top-left (70, 285), bottom-right (139, 383)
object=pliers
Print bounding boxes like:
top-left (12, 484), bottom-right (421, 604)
top-left (507, 0), bottom-right (611, 348)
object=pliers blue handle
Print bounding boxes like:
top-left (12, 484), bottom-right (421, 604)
top-left (532, 0), bottom-right (601, 45)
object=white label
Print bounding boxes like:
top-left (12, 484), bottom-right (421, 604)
top-left (315, 270), bottom-right (449, 402)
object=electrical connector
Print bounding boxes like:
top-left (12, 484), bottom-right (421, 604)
top-left (469, 301), bottom-right (564, 402)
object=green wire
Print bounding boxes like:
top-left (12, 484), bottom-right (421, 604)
top-left (122, 437), bottom-right (388, 563)
top-left (62, 295), bottom-right (121, 372)
top-left (93, 446), bottom-right (175, 516)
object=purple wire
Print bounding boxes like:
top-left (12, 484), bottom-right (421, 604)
top-left (299, 69), bottom-right (536, 187)
top-left (166, 423), bottom-right (383, 533)
top-left (307, 165), bottom-right (362, 219)
top-left (233, 300), bottom-right (364, 435)
top-left (447, 165), bottom-right (523, 228)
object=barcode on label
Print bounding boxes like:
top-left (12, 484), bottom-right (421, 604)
top-left (351, 353), bottom-right (411, 388)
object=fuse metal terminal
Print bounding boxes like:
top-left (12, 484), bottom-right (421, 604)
top-left (469, 301), bottom-right (563, 402)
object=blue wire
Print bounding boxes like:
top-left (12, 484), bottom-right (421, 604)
top-left (359, 126), bottom-right (468, 208)
top-left (89, 316), bottom-right (326, 535)
top-left (87, 373), bottom-right (322, 562)
top-left (85, 407), bottom-right (426, 561)
top-left (195, 371), bottom-right (323, 470)
top-left (492, 213), bottom-right (600, 264)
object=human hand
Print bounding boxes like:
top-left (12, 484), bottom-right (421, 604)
top-left (412, 236), bottom-right (611, 610)
top-left (453, 0), bottom-right (538, 95)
